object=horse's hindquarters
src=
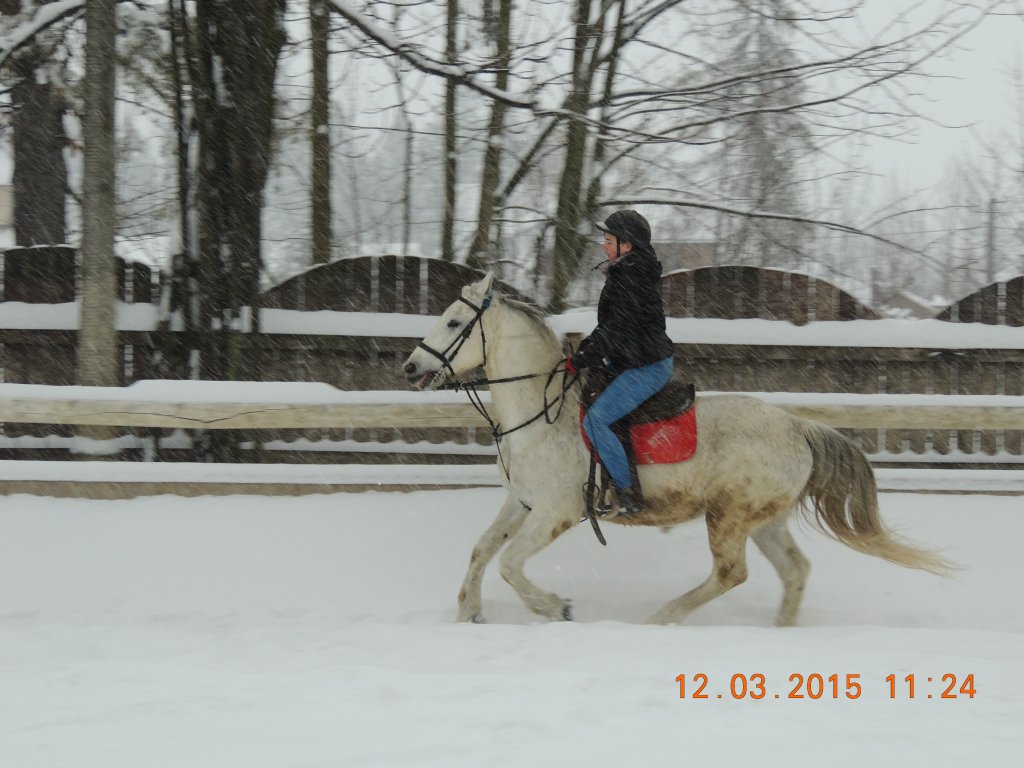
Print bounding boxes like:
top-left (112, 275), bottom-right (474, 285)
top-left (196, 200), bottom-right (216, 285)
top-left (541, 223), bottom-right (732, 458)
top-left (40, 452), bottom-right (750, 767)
top-left (626, 396), bottom-right (813, 527)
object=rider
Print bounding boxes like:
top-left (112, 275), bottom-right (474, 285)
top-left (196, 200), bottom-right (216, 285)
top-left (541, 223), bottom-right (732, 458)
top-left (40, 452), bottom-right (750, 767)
top-left (566, 210), bottom-right (674, 517)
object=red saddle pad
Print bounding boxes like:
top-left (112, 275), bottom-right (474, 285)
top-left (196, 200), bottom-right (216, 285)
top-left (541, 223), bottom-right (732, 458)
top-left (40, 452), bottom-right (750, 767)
top-left (581, 404), bottom-right (698, 465)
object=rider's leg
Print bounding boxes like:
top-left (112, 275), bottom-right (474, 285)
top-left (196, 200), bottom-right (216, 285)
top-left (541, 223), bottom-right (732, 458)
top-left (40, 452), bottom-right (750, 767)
top-left (582, 357), bottom-right (673, 510)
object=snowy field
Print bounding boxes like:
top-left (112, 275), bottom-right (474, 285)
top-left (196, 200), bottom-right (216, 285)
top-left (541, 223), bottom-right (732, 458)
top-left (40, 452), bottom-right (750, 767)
top-left (1, 487), bottom-right (1021, 767)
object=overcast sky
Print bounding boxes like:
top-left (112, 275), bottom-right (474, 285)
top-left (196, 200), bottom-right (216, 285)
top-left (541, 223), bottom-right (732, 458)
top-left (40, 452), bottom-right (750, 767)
top-left (860, 1), bottom-right (1023, 188)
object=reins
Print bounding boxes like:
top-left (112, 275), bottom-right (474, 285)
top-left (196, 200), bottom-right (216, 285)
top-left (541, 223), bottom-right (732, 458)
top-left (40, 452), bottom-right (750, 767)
top-left (449, 364), bottom-right (577, 485)
top-left (446, 362), bottom-right (577, 440)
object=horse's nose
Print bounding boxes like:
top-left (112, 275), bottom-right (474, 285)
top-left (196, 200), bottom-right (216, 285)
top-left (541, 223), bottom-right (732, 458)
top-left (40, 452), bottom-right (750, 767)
top-left (403, 361), bottom-right (417, 376)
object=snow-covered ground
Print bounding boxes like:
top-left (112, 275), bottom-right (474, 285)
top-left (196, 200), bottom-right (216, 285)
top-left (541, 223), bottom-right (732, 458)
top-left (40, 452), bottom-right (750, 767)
top-left (0, 487), bottom-right (1020, 767)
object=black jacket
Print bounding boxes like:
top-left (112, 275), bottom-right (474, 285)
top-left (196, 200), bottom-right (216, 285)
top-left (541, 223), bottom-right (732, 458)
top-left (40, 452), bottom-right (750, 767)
top-left (571, 245), bottom-right (674, 373)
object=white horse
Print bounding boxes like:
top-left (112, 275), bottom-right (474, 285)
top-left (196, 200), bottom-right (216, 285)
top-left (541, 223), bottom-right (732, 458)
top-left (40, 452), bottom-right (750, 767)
top-left (402, 272), bottom-right (954, 625)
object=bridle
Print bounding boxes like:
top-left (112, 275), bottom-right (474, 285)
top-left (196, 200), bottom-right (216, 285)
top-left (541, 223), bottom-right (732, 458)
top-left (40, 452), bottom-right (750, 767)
top-left (413, 294), bottom-right (493, 389)
top-left (413, 291), bottom-right (578, 481)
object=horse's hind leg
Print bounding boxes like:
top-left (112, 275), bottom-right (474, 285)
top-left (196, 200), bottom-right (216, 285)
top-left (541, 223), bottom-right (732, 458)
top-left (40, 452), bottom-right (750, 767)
top-left (457, 494), bottom-right (530, 623)
top-left (751, 517), bottom-right (811, 627)
top-left (646, 513), bottom-right (750, 625)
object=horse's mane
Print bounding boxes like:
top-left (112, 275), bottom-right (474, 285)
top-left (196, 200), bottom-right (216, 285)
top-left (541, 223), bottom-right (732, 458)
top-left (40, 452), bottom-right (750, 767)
top-left (497, 294), bottom-right (561, 348)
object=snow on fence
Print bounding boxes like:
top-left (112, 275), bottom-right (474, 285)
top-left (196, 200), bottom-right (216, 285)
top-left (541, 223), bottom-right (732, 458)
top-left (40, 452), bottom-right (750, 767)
top-left (0, 381), bottom-right (1022, 497)
top-left (3, 316), bottom-right (1023, 465)
top-left (1, 381), bottom-right (1023, 431)
top-left (1, 250), bottom-right (1022, 469)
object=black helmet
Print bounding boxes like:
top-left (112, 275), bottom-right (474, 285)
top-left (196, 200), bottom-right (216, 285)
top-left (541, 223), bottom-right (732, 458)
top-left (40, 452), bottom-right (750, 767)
top-left (597, 209), bottom-right (651, 247)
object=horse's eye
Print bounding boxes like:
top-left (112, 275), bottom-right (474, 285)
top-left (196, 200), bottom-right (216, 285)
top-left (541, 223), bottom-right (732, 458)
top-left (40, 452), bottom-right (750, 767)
top-left (447, 319), bottom-right (461, 329)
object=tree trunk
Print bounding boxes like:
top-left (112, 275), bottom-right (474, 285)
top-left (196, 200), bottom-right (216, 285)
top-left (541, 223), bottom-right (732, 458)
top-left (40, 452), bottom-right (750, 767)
top-left (466, 0), bottom-right (512, 272)
top-left (310, 0), bottom-right (332, 265)
top-left (548, 0), bottom-right (594, 314)
top-left (193, 0), bottom-right (285, 371)
top-left (78, 0), bottom-right (118, 389)
top-left (388, 62), bottom-right (415, 254)
top-left (169, 0), bottom-right (197, 340)
top-left (583, 0), bottom-right (626, 226)
top-left (192, 0), bottom-right (286, 459)
top-left (6, 0), bottom-right (68, 246)
top-left (441, 0), bottom-right (458, 262)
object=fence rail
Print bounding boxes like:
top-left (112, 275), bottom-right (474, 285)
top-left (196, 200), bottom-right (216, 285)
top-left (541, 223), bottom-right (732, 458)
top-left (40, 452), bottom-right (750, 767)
top-left (1, 383), bottom-right (1021, 496)
top-left (0, 399), bottom-right (485, 430)
top-left (1, 384), bottom-right (1024, 431)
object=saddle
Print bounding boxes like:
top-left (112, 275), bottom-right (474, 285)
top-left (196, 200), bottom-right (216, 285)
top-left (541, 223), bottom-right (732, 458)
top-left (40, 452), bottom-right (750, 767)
top-left (595, 378), bottom-right (696, 426)
top-left (579, 370), bottom-right (698, 541)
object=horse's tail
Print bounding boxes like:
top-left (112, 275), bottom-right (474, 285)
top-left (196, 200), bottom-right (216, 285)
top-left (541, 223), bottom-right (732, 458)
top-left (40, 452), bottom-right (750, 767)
top-left (796, 418), bottom-right (957, 576)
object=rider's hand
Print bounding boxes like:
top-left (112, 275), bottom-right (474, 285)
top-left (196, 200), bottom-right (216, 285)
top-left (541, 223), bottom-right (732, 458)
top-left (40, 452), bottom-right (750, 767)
top-left (565, 356), bottom-right (578, 375)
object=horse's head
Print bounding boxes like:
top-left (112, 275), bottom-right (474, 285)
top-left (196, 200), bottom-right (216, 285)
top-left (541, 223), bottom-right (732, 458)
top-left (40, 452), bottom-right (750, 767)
top-left (403, 272), bottom-right (495, 390)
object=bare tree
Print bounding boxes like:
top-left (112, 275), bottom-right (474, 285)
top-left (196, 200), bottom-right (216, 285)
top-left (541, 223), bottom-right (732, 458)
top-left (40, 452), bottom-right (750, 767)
top-left (328, 0), bottom-right (1004, 309)
top-left (78, 0), bottom-right (118, 389)
top-left (191, 0), bottom-right (286, 379)
top-left (186, 0), bottom-right (287, 458)
top-left (701, 0), bottom-right (816, 269)
top-left (441, 0), bottom-right (458, 261)
top-left (311, 0), bottom-right (332, 265)
top-left (166, 0), bottom-right (198, 348)
top-left (547, 0), bottom-right (598, 314)
top-left (0, 0), bottom-right (78, 246)
top-left (465, 0), bottom-right (512, 272)
top-left (8, 1), bottom-right (1007, 324)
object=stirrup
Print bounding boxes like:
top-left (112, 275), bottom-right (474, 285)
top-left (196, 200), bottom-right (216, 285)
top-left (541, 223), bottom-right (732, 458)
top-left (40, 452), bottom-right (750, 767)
top-left (581, 495), bottom-right (620, 522)
top-left (596, 502), bottom-right (631, 520)
top-left (600, 487), bottom-right (641, 519)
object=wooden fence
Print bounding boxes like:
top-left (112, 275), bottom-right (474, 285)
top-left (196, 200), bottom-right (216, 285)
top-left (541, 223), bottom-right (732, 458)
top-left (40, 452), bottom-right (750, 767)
top-left (660, 266), bottom-right (879, 323)
top-left (261, 254), bottom-right (532, 313)
top-left (0, 384), bottom-right (1022, 496)
top-left (0, 249), bottom-right (1022, 466)
top-left (680, 344), bottom-right (1024, 462)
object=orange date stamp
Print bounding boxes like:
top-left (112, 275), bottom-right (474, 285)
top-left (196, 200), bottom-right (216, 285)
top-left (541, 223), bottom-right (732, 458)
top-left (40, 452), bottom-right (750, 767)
top-left (675, 673), bottom-right (977, 700)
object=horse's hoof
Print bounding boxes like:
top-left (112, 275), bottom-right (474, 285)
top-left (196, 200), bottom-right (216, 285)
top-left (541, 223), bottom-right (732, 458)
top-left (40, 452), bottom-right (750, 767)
top-left (561, 602), bottom-right (574, 621)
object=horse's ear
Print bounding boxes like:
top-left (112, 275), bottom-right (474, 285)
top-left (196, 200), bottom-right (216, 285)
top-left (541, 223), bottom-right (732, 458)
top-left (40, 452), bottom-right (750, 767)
top-left (467, 271), bottom-right (495, 301)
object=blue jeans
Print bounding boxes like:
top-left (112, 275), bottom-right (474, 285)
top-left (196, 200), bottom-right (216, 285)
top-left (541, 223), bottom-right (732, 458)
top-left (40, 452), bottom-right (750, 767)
top-left (582, 357), bottom-right (674, 490)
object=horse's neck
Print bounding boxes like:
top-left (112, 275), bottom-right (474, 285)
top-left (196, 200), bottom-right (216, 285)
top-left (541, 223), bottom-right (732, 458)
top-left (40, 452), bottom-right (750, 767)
top-left (482, 302), bottom-right (576, 431)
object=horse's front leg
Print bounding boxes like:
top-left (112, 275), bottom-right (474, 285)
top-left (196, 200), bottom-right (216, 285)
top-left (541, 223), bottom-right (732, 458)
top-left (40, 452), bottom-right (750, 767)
top-left (498, 503), bottom-right (579, 622)
top-left (457, 494), bottom-right (530, 623)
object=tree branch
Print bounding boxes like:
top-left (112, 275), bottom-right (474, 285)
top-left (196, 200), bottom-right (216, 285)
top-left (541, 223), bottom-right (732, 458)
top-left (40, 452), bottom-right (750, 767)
top-left (600, 195), bottom-right (927, 255)
top-left (0, 0), bottom-right (85, 71)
